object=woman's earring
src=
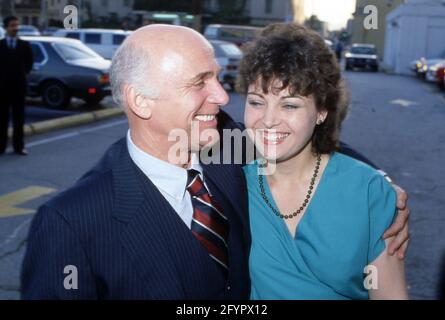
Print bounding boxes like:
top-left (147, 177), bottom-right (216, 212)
top-left (316, 119), bottom-right (323, 125)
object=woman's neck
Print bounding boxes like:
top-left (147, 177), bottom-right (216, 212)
top-left (266, 143), bottom-right (319, 184)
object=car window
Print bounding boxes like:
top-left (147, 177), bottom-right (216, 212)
top-left (66, 32), bottom-right (80, 40)
top-left (220, 28), bottom-right (245, 41)
top-left (219, 43), bottom-right (242, 56)
top-left (30, 43), bottom-right (45, 64)
top-left (53, 42), bottom-right (102, 61)
top-left (204, 27), bottom-right (218, 38)
top-left (113, 34), bottom-right (126, 45)
top-left (351, 47), bottom-right (376, 55)
top-left (85, 33), bottom-right (102, 44)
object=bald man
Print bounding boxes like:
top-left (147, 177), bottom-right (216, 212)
top-left (21, 25), bottom-right (250, 299)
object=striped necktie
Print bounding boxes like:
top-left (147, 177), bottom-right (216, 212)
top-left (187, 169), bottom-right (229, 274)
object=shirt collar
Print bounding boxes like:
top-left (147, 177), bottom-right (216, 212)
top-left (126, 130), bottom-right (203, 200)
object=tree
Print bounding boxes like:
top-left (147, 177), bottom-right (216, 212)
top-left (305, 14), bottom-right (322, 32)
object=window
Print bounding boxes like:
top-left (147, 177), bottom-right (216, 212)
top-left (113, 34), bottom-right (127, 45)
top-left (219, 43), bottom-right (242, 56)
top-left (53, 42), bottom-right (101, 61)
top-left (265, 0), bottom-right (273, 14)
top-left (350, 46), bottom-right (376, 55)
top-left (85, 33), bottom-right (102, 44)
top-left (30, 43), bottom-right (45, 64)
top-left (66, 32), bottom-right (80, 39)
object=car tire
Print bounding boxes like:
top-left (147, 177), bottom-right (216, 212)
top-left (41, 81), bottom-right (71, 109)
top-left (372, 66), bottom-right (379, 72)
top-left (345, 65), bottom-right (351, 71)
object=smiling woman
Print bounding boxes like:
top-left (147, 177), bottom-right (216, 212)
top-left (238, 23), bottom-right (408, 300)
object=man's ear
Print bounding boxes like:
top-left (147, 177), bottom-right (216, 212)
top-left (124, 85), bottom-right (153, 120)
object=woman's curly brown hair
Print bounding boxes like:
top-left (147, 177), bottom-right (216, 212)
top-left (236, 23), bottom-right (349, 154)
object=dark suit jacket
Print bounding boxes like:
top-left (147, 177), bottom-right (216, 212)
top-left (0, 38), bottom-right (33, 94)
top-left (21, 134), bottom-right (251, 299)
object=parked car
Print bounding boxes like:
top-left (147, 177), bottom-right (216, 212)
top-left (0, 27), bottom-right (5, 39)
top-left (345, 44), bottom-right (379, 72)
top-left (23, 36), bottom-right (111, 109)
top-left (204, 24), bottom-right (261, 48)
top-left (53, 28), bottom-right (132, 59)
top-left (425, 60), bottom-right (445, 88)
top-left (413, 57), bottom-right (443, 79)
top-left (18, 25), bottom-right (41, 36)
top-left (210, 40), bottom-right (243, 91)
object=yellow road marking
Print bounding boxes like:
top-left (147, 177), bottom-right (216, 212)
top-left (0, 186), bottom-right (56, 218)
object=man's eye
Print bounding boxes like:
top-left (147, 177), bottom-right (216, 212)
top-left (194, 81), bottom-right (205, 88)
top-left (283, 104), bottom-right (299, 110)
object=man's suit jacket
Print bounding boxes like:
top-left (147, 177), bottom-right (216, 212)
top-left (21, 133), bottom-right (251, 299)
top-left (0, 38), bottom-right (33, 94)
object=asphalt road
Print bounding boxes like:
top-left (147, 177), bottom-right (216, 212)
top-left (0, 71), bottom-right (444, 300)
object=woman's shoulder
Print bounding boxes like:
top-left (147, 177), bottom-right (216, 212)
top-left (331, 152), bottom-right (384, 182)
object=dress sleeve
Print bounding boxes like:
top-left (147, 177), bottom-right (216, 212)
top-left (367, 173), bottom-right (397, 263)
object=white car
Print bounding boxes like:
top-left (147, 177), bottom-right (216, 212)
top-left (210, 40), bottom-right (243, 91)
top-left (53, 28), bottom-right (132, 59)
top-left (18, 25), bottom-right (41, 36)
top-left (0, 26), bottom-right (5, 39)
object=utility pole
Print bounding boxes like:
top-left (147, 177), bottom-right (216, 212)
top-left (41, 0), bottom-right (48, 30)
top-left (192, 0), bottom-right (203, 32)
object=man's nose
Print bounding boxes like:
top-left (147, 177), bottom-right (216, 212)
top-left (208, 79), bottom-right (230, 106)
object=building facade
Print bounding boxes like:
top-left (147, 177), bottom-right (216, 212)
top-left (383, 0), bottom-right (445, 74)
top-left (350, 0), bottom-right (404, 57)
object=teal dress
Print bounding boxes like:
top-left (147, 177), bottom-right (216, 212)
top-left (244, 152), bottom-right (397, 300)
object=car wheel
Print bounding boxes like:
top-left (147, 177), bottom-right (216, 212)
top-left (41, 81), bottom-right (71, 109)
top-left (345, 65), bottom-right (351, 71)
top-left (372, 66), bottom-right (379, 72)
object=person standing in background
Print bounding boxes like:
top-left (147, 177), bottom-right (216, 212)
top-left (0, 16), bottom-right (33, 156)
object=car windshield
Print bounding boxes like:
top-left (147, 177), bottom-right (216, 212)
top-left (53, 41), bottom-right (102, 61)
top-left (350, 46), bottom-right (376, 55)
top-left (214, 43), bottom-right (242, 57)
top-left (19, 26), bottom-right (38, 32)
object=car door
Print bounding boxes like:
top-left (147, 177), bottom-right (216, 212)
top-left (28, 41), bottom-right (48, 95)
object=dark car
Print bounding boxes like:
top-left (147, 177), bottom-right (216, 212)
top-left (23, 36), bottom-right (111, 109)
top-left (345, 44), bottom-right (379, 72)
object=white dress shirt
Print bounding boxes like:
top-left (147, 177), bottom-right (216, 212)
top-left (126, 130), bottom-right (204, 229)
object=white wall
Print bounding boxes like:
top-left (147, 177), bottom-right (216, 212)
top-left (384, 1), bottom-right (445, 74)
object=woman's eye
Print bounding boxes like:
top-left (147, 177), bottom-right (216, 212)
top-left (248, 100), bottom-right (263, 107)
top-left (283, 104), bottom-right (299, 110)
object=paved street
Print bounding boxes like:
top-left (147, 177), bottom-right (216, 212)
top-left (0, 71), bottom-right (444, 299)
top-left (23, 96), bottom-right (117, 124)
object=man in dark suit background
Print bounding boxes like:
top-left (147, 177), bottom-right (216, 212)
top-left (0, 16), bottom-right (33, 156)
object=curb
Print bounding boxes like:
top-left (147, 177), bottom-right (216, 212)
top-left (8, 107), bottom-right (125, 138)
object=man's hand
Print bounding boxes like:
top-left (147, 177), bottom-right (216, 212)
top-left (383, 184), bottom-right (410, 259)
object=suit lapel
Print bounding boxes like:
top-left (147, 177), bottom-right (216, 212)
top-left (111, 140), bottom-right (224, 298)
